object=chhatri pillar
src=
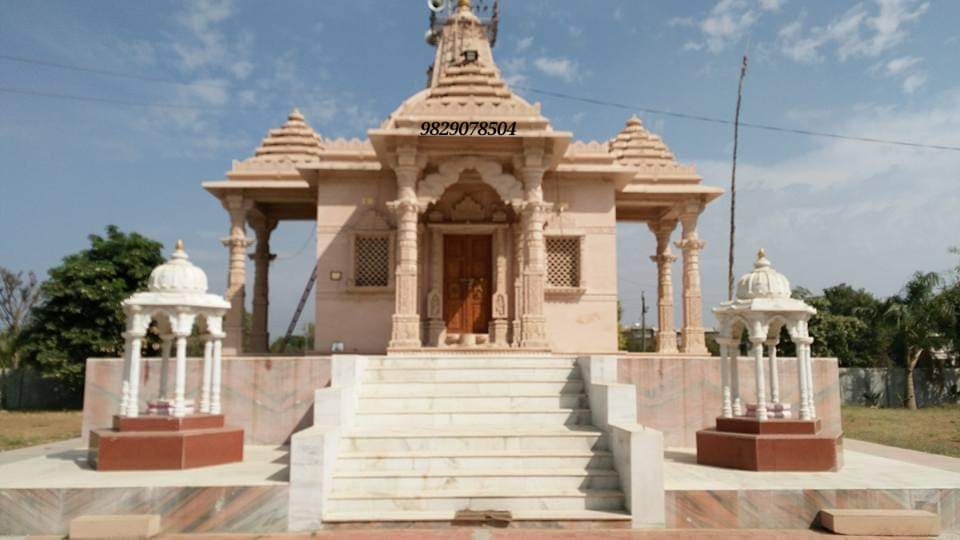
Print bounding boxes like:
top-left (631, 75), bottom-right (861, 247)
top-left (221, 194), bottom-right (254, 355)
top-left (248, 212), bottom-right (278, 353)
top-left (675, 204), bottom-right (707, 354)
top-left (388, 146), bottom-right (422, 349)
top-left (648, 219), bottom-right (678, 353)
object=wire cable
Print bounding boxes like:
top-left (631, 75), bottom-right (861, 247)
top-left (0, 86), bottom-right (257, 111)
top-left (513, 85), bottom-right (960, 152)
top-left (0, 53), bottom-right (225, 89)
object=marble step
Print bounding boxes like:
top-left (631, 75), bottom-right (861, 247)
top-left (365, 357), bottom-right (579, 369)
top-left (335, 450), bottom-right (615, 471)
top-left (357, 394), bottom-right (589, 411)
top-left (331, 468), bottom-right (622, 491)
top-left (326, 489), bottom-right (626, 513)
top-left (361, 380), bottom-right (585, 396)
top-left (353, 409), bottom-right (593, 428)
top-left (342, 427), bottom-right (608, 453)
top-left (322, 509), bottom-right (631, 523)
top-left (362, 367), bottom-right (581, 383)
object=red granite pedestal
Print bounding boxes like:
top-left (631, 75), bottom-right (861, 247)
top-left (89, 414), bottom-right (243, 471)
top-left (696, 416), bottom-right (841, 471)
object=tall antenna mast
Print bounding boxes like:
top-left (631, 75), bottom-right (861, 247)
top-left (727, 55), bottom-right (748, 301)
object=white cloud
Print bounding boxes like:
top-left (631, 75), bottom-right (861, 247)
top-left (683, 0), bottom-right (759, 54)
top-left (230, 60), bottom-right (254, 79)
top-left (533, 56), bottom-right (579, 82)
top-left (501, 57), bottom-right (528, 86)
top-left (872, 55), bottom-right (926, 94)
top-left (568, 25), bottom-right (583, 38)
top-left (516, 36), bottom-right (534, 52)
top-left (901, 72), bottom-right (927, 93)
top-left (758, 0), bottom-right (784, 11)
top-left (778, 0), bottom-right (929, 63)
top-left (882, 55), bottom-right (922, 75)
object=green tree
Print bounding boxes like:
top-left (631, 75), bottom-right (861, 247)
top-left (884, 272), bottom-right (955, 409)
top-left (21, 226), bottom-right (164, 391)
top-left (0, 268), bottom-right (41, 370)
top-left (791, 285), bottom-right (888, 367)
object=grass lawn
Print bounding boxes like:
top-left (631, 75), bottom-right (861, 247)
top-left (842, 404), bottom-right (960, 458)
top-left (0, 410), bottom-right (83, 451)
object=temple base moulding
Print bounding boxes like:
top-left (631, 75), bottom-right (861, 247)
top-left (89, 414), bottom-right (244, 471)
top-left (696, 417), bottom-right (841, 472)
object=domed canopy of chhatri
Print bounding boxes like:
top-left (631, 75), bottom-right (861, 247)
top-left (735, 248), bottom-right (792, 301)
top-left (716, 249), bottom-right (813, 313)
top-left (125, 241), bottom-right (230, 310)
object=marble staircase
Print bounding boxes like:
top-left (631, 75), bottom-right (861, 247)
top-left (322, 355), bottom-right (631, 522)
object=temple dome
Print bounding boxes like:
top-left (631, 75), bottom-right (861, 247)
top-left (147, 241), bottom-right (209, 294)
top-left (735, 249), bottom-right (792, 301)
top-left (253, 108), bottom-right (324, 159)
top-left (609, 116), bottom-right (676, 165)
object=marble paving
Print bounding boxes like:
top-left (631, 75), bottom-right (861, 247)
top-left (0, 445), bottom-right (290, 536)
top-left (665, 447), bottom-right (960, 530)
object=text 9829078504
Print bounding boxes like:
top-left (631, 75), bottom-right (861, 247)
top-left (420, 121), bottom-right (518, 136)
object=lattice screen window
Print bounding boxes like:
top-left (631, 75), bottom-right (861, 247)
top-left (353, 235), bottom-right (390, 287)
top-left (546, 237), bottom-right (582, 288)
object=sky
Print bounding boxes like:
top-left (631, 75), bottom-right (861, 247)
top-left (1, 0), bottom-right (959, 339)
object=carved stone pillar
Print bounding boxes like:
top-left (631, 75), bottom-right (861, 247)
top-left (221, 194), bottom-right (254, 355)
top-left (249, 213), bottom-right (277, 353)
top-left (490, 227), bottom-right (509, 346)
top-left (426, 228), bottom-right (445, 346)
top-left (509, 224), bottom-right (523, 347)
top-left (675, 206), bottom-right (707, 354)
top-left (519, 165), bottom-right (548, 349)
top-left (648, 219), bottom-right (678, 353)
top-left (388, 151), bottom-right (422, 349)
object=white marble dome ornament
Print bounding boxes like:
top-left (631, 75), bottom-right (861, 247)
top-left (147, 240), bottom-right (209, 294)
top-left (735, 248), bottom-right (791, 300)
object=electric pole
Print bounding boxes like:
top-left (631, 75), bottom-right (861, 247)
top-left (640, 291), bottom-right (648, 352)
top-left (728, 55), bottom-right (748, 301)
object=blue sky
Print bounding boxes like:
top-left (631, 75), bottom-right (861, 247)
top-left (2, 0), bottom-right (958, 338)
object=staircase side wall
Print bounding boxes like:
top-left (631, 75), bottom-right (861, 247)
top-left (82, 356), bottom-right (332, 445)
top-left (618, 355), bottom-right (842, 447)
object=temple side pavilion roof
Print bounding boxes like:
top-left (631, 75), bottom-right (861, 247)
top-left (203, 1), bottom-right (722, 223)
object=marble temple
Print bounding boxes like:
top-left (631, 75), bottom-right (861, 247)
top-left (1, 0), bottom-right (958, 537)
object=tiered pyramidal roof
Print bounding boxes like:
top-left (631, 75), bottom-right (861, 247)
top-left (609, 116), bottom-right (676, 166)
top-left (253, 108), bottom-right (324, 160)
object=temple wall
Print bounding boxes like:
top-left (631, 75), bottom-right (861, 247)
top-left (81, 356), bottom-right (331, 445)
top-left (618, 355), bottom-right (842, 448)
top-left (542, 176), bottom-right (620, 353)
top-left (314, 175), bottom-right (396, 355)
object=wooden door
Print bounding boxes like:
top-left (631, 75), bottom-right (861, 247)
top-left (443, 235), bottom-right (492, 334)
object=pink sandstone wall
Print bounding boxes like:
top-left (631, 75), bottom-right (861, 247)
top-left (81, 355), bottom-right (331, 445)
top-left (314, 175), bottom-right (397, 355)
top-left (618, 354), bottom-right (842, 448)
top-left (543, 174), bottom-right (620, 353)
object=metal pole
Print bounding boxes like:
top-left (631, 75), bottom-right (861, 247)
top-left (728, 55), bottom-right (748, 301)
top-left (640, 291), bottom-right (648, 352)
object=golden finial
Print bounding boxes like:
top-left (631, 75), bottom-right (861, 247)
top-left (176, 239), bottom-right (184, 251)
top-left (757, 247), bottom-right (765, 259)
top-left (457, 0), bottom-right (471, 8)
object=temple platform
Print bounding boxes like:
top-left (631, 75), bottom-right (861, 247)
top-left (1, 442), bottom-right (959, 535)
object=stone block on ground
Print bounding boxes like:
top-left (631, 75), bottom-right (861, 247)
top-left (818, 508), bottom-right (940, 536)
top-left (68, 514), bottom-right (160, 539)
